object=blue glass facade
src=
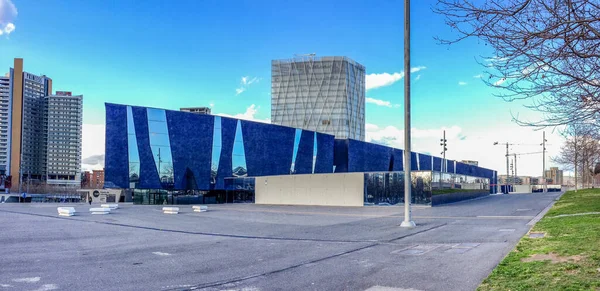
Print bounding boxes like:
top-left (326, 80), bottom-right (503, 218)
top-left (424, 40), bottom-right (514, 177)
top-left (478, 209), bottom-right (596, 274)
top-left (105, 103), bottom-right (498, 193)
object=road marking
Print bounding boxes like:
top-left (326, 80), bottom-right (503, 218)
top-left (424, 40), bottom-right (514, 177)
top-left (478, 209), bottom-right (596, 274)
top-left (476, 215), bottom-right (534, 219)
top-left (365, 286), bottom-right (424, 291)
top-left (31, 284), bottom-right (58, 291)
top-left (416, 215), bottom-right (533, 220)
top-left (214, 207), bottom-right (401, 218)
top-left (152, 252), bottom-right (171, 256)
top-left (204, 207), bottom-right (536, 220)
top-left (12, 277), bottom-right (40, 283)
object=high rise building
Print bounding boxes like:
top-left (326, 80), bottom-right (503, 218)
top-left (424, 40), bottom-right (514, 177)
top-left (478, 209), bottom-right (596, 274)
top-left (0, 75), bottom-right (10, 176)
top-left (180, 107), bottom-right (211, 114)
top-left (42, 92), bottom-right (83, 187)
top-left (5, 58), bottom-right (82, 191)
top-left (544, 167), bottom-right (564, 185)
top-left (271, 55), bottom-right (366, 140)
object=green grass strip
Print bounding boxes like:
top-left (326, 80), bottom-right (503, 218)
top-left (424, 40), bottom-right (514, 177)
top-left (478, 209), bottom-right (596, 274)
top-left (478, 188), bottom-right (600, 291)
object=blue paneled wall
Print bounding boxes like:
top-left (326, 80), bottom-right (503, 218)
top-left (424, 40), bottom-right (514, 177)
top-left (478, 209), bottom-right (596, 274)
top-left (105, 103), bottom-right (497, 193)
top-left (104, 104), bottom-right (128, 188)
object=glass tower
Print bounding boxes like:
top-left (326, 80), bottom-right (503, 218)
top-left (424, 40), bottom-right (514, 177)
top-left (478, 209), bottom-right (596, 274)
top-left (271, 56), bottom-right (366, 141)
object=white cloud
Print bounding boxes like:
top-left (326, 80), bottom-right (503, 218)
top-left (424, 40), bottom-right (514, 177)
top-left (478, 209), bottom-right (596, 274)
top-left (366, 66), bottom-right (426, 91)
top-left (0, 0), bottom-right (17, 35)
top-left (415, 75), bottom-right (421, 81)
top-left (209, 102), bottom-right (214, 108)
top-left (458, 81), bottom-right (468, 86)
top-left (494, 78), bottom-right (506, 86)
top-left (366, 97), bottom-right (394, 107)
top-left (473, 74), bottom-right (482, 78)
top-left (236, 76), bottom-right (259, 95)
top-left (82, 124), bottom-right (105, 171)
top-left (216, 104), bottom-right (270, 123)
top-left (3, 22), bottom-right (13, 33)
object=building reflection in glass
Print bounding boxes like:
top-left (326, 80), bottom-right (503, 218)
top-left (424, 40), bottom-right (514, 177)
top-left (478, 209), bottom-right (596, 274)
top-left (232, 120), bottom-right (247, 177)
top-left (291, 128), bottom-right (301, 174)
top-left (224, 177), bottom-right (255, 203)
top-left (211, 116), bottom-right (222, 184)
top-left (147, 108), bottom-right (174, 188)
top-left (127, 106), bottom-right (140, 188)
top-left (312, 132), bottom-right (317, 173)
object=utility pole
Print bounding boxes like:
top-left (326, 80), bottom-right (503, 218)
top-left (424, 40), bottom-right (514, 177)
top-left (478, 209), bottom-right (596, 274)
top-left (506, 143), bottom-right (510, 192)
top-left (401, 0), bottom-right (415, 228)
top-left (494, 141), bottom-right (512, 194)
top-left (513, 154), bottom-right (518, 185)
top-left (542, 131), bottom-right (547, 193)
top-left (440, 130), bottom-right (447, 172)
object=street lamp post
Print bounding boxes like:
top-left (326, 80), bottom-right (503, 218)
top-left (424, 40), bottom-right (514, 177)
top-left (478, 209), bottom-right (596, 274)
top-left (401, 0), bottom-right (415, 228)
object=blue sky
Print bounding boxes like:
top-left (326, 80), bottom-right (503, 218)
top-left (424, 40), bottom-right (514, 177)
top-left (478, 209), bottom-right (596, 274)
top-left (0, 0), bottom-right (563, 176)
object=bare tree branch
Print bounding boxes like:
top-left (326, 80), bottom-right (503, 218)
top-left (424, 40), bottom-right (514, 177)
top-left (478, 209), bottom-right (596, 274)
top-left (434, 0), bottom-right (600, 127)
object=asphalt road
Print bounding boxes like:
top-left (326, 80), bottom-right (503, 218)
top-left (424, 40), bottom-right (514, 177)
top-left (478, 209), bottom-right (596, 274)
top-left (0, 192), bottom-right (561, 291)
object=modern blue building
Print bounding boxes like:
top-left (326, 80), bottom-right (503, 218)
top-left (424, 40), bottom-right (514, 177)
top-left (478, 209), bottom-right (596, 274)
top-left (105, 103), bottom-right (497, 205)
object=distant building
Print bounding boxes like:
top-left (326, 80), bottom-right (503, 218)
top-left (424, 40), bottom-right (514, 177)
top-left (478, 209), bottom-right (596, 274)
top-left (43, 93), bottom-right (83, 187)
top-left (180, 107), bottom-right (211, 114)
top-left (544, 167), bottom-right (563, 185)
top-left (4, 58), bottom-right (83, 191)
top-left (82, 171), bottom-right (91, 188)
top-left (82, 169), bottom-right (104, 189)
top-left (0, 75), bottom-right (9, 176)
top-left (7, 58), bottom-right (53, 191)
top-left (461, 160), bottom-right (479, 166)
top-left (271, 55), bottom-right (366, 140)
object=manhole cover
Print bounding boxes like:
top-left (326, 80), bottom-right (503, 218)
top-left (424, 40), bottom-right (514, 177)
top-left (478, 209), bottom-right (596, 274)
top-left (529, 232), bottom-right (546, 238)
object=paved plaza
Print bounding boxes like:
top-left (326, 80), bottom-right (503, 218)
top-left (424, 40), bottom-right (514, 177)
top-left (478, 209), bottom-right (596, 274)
top-left (0, 192), bottom-right (561, 291)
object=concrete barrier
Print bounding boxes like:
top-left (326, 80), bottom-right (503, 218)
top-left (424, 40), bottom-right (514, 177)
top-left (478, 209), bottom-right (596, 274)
top-left (162, 207), bottom-right (179, 214)
top-left (57, 207), bottom-right (76, 217)
top-left (192, 205), bottom-right (208, 212)
top-left (101, 203), bottom-right (119, 210)
top-left (89, 208), bottom-right (111, 215)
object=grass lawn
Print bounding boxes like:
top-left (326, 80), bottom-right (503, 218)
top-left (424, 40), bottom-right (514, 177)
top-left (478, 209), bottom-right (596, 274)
top-left (479, 188), bottom-right (600, 291)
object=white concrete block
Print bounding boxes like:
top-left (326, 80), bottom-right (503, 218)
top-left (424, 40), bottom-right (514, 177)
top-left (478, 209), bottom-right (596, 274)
top-left (57, 207), bottom-right (76, 217)
top-left (89, 208), bottom-right (111, 215)
top-left (162, 207), bottom-right (179, 214)
top-left (101, 203), bottom-right (119, 210)
top-left (192, 205), bottom-right (208, 212)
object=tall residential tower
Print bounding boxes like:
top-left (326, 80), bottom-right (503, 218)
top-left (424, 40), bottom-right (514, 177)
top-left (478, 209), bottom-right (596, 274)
top-left (0, 75), bottom-right (10, 176)
top-left (42, 91), bottom-right (83, 187)
top-left (271, 55), bottom-right (366, 140)
top-left (5, 58), bottom-right (82, 191)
